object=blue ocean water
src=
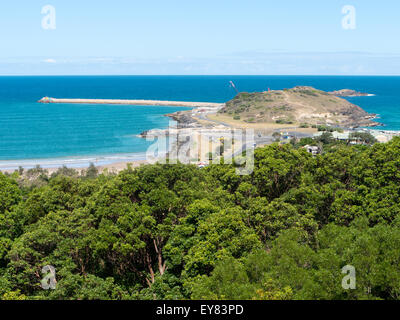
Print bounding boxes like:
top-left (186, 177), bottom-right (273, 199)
top-left (0, 76), bottom-right (399, 166)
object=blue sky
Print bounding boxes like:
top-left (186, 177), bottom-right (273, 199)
top-left (1, 0), bottom-right (400, 75)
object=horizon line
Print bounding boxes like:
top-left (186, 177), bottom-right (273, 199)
top-left (1, 74), bottom-right (400, 77)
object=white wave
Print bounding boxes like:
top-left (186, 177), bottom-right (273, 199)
top-left (0, 152), bottom-right (147, 170)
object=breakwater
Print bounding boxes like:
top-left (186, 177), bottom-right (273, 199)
top-left (38, 97), bottom-right (225, 108)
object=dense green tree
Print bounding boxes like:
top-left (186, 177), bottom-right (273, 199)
top-left (349, 132), bottom-right (378, 145)
top-left (1, 138), bottom-right (400, 299)
top-left (0, 173), bottom-right (21, 214)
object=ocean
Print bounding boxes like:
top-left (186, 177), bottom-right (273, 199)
top-left (0, 76), bottom-right (399, 168)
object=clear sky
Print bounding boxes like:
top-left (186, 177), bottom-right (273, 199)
top-left (1, 0), bottom-right (400, 75)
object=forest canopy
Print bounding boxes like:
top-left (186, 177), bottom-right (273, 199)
top-left (1, 137), bottom-right (400, 300)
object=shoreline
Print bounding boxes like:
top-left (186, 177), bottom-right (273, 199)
top-left (1, 97), bottom-right (225, 173)
top-left (0, 152), bottom-right (148, 172)
top-left (1, 89), bottom-right (397, 173)
top-left (0, 159), bottom-right (149, 174)
top-left (2, 126), bottom-right (398, 174)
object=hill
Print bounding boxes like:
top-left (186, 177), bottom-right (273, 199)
top-left (219, 86), bottom-right (378, 128)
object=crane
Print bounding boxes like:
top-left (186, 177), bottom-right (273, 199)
top-left (229, 81), bottom-right (239, 94)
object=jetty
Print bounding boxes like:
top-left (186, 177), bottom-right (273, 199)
top-left (38, 97), bottom-right (225, 108)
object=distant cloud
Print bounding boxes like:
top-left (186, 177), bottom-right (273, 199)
top-left (1, 52), bottom-right (400, 75)
top-left (42, 58), bottom-right (57, 64)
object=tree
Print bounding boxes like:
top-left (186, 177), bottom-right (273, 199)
top-left (85, 163), bottom-right (98, 179)
top-left (272, 132), bottom-right (281, 142)
top-left (191, 257), bottom-right (255, 300)
top-left (1, 137), bottom-right (400, 300)
top-left (316, 132), bottom-right (334, 144)
top-left (0, 173), bottom-right (21, 214)
top-left (349, 132), bottom-right (377, 145)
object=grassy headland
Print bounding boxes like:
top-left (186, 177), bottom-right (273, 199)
top-left (218, 86), bottom-right (378, 128)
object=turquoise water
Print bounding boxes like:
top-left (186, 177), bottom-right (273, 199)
top-left (0, 76), bottom-right (399, 167)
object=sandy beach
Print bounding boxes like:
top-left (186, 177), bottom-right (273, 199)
top-left (0, 159), bottom-right (149, 174)
top-left (96, 159), bottom-right (149, 173)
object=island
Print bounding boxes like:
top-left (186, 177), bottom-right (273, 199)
top-left (328, 89), bottom-right (371, 97)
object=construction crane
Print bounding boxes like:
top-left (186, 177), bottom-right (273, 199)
top-left (229, 81), bottom-right (239, 94)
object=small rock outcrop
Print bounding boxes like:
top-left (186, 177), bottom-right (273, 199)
top-left (328, 89), bottom-right (370, 97)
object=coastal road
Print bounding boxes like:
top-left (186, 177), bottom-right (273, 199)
top-left (196, 111), bottom-right (231, 127)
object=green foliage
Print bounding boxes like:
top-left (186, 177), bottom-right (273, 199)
top-left (1, 139), bottom-right (400, 299)
top-left (85, 163), bottom-right (99, 179)
top-left (272, 132), bottom-right (281, 142)
top-left (315, 132), bottom-right (334, 144)
top-left (190, 257), bottom-right (255, 299)
top-left (0, 173), bottom-right (21, 214)
top-left (2, 289), bottom-right (27, 300)
top-left (275, 119), bottom-right (293, 124)
top-left (350, 132), bottom-right (378, 145)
